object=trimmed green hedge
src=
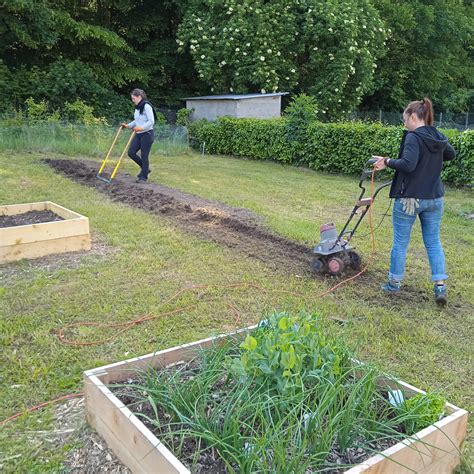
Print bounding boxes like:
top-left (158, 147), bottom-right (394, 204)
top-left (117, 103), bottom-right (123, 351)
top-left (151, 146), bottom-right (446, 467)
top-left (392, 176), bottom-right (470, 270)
top-left (189, 118), bottom-right (473, 187)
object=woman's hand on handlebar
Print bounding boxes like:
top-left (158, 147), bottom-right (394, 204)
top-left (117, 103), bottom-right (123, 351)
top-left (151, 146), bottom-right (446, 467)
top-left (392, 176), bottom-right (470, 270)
top-left (373, 155), bottom-right (388, 171)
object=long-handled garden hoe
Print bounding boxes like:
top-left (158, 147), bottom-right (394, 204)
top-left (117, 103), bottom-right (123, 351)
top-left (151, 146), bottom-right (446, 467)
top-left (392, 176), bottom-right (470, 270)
top-left (97, 126), bottom-right (136, 184)
top-left (311, 158), bottom-right (392, 276)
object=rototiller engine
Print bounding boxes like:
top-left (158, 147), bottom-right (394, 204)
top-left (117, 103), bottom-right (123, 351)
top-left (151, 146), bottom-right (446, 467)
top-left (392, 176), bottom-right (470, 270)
top-left (312, 158), bottom-right (391, 276)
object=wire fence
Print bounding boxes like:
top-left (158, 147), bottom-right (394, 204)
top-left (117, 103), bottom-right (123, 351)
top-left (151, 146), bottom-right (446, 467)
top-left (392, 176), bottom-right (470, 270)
top-left (348, 111), bottom-right (473, 130)
top-left (0, 122), bottom-right (190, 156)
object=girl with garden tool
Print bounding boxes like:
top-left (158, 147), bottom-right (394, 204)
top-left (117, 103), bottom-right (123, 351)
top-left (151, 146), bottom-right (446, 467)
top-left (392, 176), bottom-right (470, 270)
top-left (121, 88), bottom-right (156, 183)
top-left (374, 98), bottom-right (456, 306)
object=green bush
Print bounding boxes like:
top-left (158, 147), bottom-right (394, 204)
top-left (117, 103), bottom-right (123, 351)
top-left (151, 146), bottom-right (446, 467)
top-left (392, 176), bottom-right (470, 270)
top-left (154, 110), bottom-right (167, 126)
top-left (285, 94), bottom-right (320, 161)
top-left (63, 99), bottom-right (107, 125)
top-left (176, 107), bottom-right (193, 126)
top-left (2, 97), bottom-right (107, 126)
top-left (444, 129), bottom-right (474, 187)
top-left (189, 118), bottom-right (473, 186)
top-left (190, 117), bottom-right (294, 162)
top-left (24, 98), bottom-right (56, 123)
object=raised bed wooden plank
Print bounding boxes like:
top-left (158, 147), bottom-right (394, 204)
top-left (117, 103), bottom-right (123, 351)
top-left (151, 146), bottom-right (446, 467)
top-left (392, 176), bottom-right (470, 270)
top-left (84, 329), bottom-right (468, 474)
top-left (1, 218), bottom-right (89, 246)
top-left (86, 374), bottom-right (188, 473)
top-left (345, 408), bottom-right (467, 473)
top-left (47, 201), bottom-right (86, 220)
top-left (417, 451), bottom-right (462, 473)
top-left (0, 235), bottom-right (91, 262)
top-left (0, 202), bottom-right (48, 216)
top-left (0, 201), bottom-right (91, 263)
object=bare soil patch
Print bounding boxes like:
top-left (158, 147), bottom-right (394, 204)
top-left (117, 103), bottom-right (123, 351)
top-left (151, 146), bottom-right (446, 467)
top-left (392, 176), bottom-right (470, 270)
top-left (0, 210), bottom-right (63, 228)
top-left (46, 159), bottom-right (314, 275)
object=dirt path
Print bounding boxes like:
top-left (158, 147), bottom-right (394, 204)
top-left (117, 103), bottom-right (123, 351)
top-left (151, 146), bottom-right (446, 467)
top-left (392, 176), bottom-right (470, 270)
top-left (46, 159), bottom-right (314, 275)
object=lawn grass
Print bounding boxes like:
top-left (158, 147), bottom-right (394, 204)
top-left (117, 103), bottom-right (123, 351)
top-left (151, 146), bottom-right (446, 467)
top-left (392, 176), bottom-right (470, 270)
top-left (0, 147), bottom-right (473, 472)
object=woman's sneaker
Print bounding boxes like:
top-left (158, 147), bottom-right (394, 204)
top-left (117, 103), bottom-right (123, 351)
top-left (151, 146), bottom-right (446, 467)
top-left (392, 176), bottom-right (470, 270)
top-left (381, 280), bottom-right (401, 294)
top-left (434, 284), bottom-right (447, 307)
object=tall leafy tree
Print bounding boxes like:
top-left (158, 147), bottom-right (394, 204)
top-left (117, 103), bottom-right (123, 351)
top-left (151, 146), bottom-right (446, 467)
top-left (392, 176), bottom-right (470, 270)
top-left (0, 1), bottom-right (136, 114)
top-left (177, 0), bottom-right (387, 118)
top-left (363, 0), bottom-right (473, 112)
top-left (102, 0), bottom-right (197, 103)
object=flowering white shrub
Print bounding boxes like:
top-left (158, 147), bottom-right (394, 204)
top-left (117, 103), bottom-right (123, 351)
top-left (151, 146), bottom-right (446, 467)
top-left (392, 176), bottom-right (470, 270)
top-left (178, 0), bottom-right (386, 118)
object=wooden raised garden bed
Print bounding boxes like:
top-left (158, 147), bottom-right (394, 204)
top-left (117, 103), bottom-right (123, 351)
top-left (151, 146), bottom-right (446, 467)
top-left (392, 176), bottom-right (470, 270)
top-left (84, 327), bottom-right (468, 473)
top-left (0, 201), bottom-right (91, 263)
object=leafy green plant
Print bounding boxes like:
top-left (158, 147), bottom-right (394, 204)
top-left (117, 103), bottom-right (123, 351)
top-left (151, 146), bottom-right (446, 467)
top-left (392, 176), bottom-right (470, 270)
top-left (21, 97), bottom-right (107, 125)
top-left (399, 392), bottom-right (446, 435)
top-left (285, 94), bottom-right (320, 126)
top-left (24, 97), bottom-right (50, 123)
top-left (229, 312), bottom-right (351, 394)
top-left (154, 110), bottom-right (167, 126)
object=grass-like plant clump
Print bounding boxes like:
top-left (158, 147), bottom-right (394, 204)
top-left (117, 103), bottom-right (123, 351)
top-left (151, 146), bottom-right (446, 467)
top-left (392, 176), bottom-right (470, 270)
top-left (118, 312), bottom-right (447, 472)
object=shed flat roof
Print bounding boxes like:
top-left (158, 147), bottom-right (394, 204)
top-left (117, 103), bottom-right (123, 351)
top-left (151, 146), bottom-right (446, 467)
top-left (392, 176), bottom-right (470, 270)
top-left (182, 92), bottom-right (289, 101)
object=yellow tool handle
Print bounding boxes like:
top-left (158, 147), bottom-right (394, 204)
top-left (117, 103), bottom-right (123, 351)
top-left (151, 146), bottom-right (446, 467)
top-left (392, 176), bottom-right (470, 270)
top-left (98, 126), bottom-right (124, 175)
top-left (110, 130), bottom-right (137, 180)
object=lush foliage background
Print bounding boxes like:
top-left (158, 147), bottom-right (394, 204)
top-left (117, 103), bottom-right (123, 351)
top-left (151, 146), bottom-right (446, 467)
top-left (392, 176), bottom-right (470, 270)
top-left (0, 0), bottom-right (472, 119)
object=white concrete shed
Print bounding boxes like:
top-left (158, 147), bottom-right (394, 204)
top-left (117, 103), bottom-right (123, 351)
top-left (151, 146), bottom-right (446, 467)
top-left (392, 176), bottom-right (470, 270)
top-left (182, 92), bottom-right (289, 122)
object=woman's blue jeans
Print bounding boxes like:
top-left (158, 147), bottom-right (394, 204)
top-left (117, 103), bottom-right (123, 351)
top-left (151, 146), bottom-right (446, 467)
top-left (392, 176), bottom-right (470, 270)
top-left (389, 198), bottom-right (448, 282)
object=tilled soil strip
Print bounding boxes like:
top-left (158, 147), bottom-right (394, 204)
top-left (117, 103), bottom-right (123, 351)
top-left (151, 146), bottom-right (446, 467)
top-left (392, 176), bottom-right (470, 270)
top-left (46, 159), bottom-right (313, 275)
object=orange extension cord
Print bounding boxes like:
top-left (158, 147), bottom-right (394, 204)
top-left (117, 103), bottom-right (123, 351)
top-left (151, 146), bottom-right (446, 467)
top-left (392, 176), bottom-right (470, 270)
top-left (1, 170), bottom-right (379, 427)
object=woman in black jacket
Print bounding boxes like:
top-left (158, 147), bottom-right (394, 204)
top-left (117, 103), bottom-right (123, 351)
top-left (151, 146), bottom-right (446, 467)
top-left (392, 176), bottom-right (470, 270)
top-left (374, 98), bottom-right (455, 306)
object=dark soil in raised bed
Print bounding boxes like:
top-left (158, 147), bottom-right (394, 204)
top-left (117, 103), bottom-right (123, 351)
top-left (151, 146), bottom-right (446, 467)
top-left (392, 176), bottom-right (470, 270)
top-left (0, 210), bottom-right (64, 228)
top-left (45, 159), bottom-right (313, 276)
top-left (112, 362), bottom-right (400, 474)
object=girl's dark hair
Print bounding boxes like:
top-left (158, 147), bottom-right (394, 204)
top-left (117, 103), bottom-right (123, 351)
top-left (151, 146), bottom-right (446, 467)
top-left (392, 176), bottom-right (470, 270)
top-left (131, 88), bottom-right (147, 101)
top-left (404, 98), bottom-right (434, 126)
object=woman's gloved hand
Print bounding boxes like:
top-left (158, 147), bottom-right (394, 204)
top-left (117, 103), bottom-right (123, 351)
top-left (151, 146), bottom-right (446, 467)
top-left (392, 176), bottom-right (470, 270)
top-left (133, 126), bottom-right (143, 132)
